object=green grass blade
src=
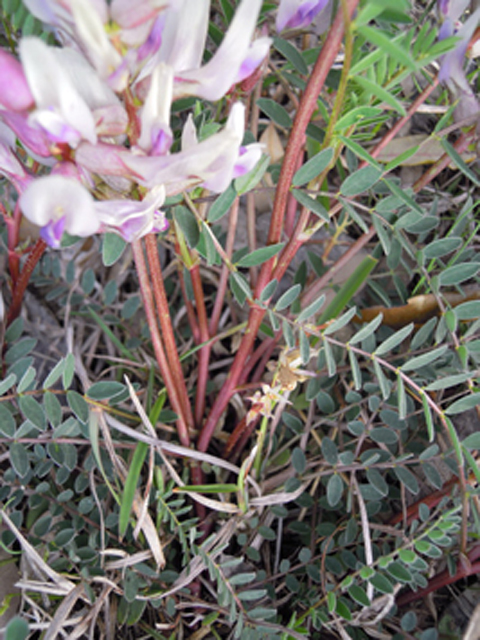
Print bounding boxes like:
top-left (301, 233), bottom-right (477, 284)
top-left (119, 441), bottom-right (149, 538)
top-left (319, 256), bottom-right (377, 324)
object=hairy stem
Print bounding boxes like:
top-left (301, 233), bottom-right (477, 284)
top-left (7, 238), bottom-right (47, 326)
top-left (144, 234), bottom-right (194, 432)
top-left (132, 239), bottom-right (190, 447)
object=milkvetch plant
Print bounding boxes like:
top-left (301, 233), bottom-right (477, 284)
top-left (1, 0), bottom-right (480, 637)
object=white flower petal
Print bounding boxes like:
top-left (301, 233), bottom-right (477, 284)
top-left (20, 176), bottom-right (99, 240)
top-left (20, 37), bottom-right (97, 146)
top-left (173, 0), bottom-right (263, 100)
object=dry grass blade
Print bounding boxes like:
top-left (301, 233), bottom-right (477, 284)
top-left (464, 602), bottom-right (480, 640)
top-left (98, 411), bottom-right (166, 569)
top-left (43, 583), bottom-right (85, 640)
top-left (0, 510), bottom-right (75, 594)
top-left (105, 412), bottom-right (262, 496)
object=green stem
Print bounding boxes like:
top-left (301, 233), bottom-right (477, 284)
top-left (321, 0), bottom-right (354, 151)
top-left (190, 262), bottom-right (211, 428)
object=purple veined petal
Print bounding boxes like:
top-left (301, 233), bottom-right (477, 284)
top-left (173, 0), bottom-right (263, 101)
top-left (95, 184), bottom-right (166, 241)
top-left (234, 36), bottom-right (271, 84)
top-left (122, 127), bottom-right (241, 192)
top-left (134, 13), bottom-right (166, 62)
top-left (111, 0), bottom-right (169, 29)
top-left (232, 143), bottom-right (264, 178)
top-left (276, 0), bottom-right (330, 32)
top-left (0, 111), bottom-right (52, 158)
top-left (93, 105), bottom-right (129, 137)
top-left (50, 160), bottom-right (83, 180)
top-left (138, 62), bottom-right (173, 152)
top-left (75, 140), bottom-right (136, 177)
top-left (28, 109), bottom-right (83, 147)
top-left (20, 37), bottom-right (97, 146)
top-left (0, 49), bottom-right (35, 112)
top-left (19, 175), bottom-right (99, 246)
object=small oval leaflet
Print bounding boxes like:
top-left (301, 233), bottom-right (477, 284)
top-left (439, 262), bottom-right (480, 287)
top-left (340, 165), bottom-right (383, 197)
top-left (5, 617), bottom-right (29, 640)
top-left (291, 447), bottom-right (307, 474)
top-left (326, 474), bottom-right (343, 507)
top-left (292, 148), bottom-right (334, 187)
top-left (256, 97), bottom-right (292, 129)
top-left (236, 243), bottom-right (284, 268)
top-left (274, 284), bottom-right (302, 311)
top-left (87, 381), bottom-right (127, 401)
top-left (102, 232), bottom-right (127, 267)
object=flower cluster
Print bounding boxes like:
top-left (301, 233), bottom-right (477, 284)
top-left (0, 0), bottom-right (271, 247)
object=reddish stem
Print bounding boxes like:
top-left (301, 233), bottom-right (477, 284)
top-left (284, 152), bottom-right (304, 237)
top-left (197, 0), bottom-right (360, 453)
top-left (132, 239), bottom-right (190, 447)
top-left (144, 234), bottom-right (194, 432)
top-left (3, 201), bottom-right (22, 288)
top-left (7, 238), bottom-right (47, 326)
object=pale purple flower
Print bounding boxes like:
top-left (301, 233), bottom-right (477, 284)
top-left (233, 144), bottom-right (264, 178)
top-left (94, 185), bottom-right (167, 241)
top-left (19, 175), bottom-right (100, 248)
top-left (3, 0), bottom-right (270, 246)
top-left (234, 37), bottom-right (271, 84)
top-left (23, 0), bottom-right (170, 89)
top-left (276, 0), bottom-right (330, 32)
top-left (136, 0), bottom-right (269, 101)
